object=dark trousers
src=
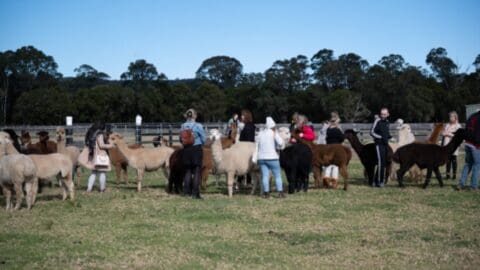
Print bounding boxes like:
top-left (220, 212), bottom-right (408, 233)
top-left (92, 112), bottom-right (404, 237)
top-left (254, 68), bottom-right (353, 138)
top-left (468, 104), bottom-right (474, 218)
top-left (374, 143), bottom-right (388, 186)
top-left (446, 155), bottom-right (457, 176)
top-left (183, 165), bottom-right (201, 196)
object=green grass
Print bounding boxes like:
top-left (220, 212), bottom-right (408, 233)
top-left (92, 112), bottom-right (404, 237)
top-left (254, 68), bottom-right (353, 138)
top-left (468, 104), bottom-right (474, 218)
top-left (1, 155), bottom-right (479, 269)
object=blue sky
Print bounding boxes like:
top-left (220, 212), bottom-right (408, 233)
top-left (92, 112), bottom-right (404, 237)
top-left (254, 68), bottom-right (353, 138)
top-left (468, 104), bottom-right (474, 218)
top-left (1, 0), bottom-right (479, 79)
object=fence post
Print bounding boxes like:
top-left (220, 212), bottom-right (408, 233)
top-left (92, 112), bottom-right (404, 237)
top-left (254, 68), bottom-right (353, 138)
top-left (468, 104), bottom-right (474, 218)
top-left (135, 115), bottom-right (142, 144)
top-left (65, 116), bottom-right (73, 145)
top-left (168, 124), bottom-right (173, 146)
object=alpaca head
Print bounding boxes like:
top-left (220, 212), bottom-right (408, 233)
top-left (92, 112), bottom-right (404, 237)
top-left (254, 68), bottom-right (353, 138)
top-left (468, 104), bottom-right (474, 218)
top-left (108, 133), bottom-right (124, 146)
top-left (0, 132), bottom-right (12, 155)
top-left (343, 129), bottom-right (359, 140)
top-left (451, 128), bottom-right (466, 144)
top-left (55, 127), bottom-right (66, 142)
top-left (20, 131), bottom-right (32, 145)
top-left (277, 127), bottom-right (291, 145)
top-left (209, 129), bottom-right (222, 141)
top-left (37, 131), bottom-right (50, 142)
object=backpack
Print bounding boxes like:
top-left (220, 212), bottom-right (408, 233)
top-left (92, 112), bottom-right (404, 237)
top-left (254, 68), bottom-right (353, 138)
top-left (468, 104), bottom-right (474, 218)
top-left (181, 125), bottom-right (195, 146)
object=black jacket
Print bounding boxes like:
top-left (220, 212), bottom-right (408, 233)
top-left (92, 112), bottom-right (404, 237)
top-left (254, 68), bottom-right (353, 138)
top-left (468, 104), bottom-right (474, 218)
top-left (466, 111), bottom-right (480, 147)
top-left (326, 127), bottom-right (345, 144)
top-left (239, 122), bottom-right (256, 142)
top-left (371, 118), bottom-right (391, 145)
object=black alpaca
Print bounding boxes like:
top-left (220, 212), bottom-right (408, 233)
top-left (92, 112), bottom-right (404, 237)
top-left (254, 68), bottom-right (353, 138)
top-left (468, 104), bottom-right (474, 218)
top-left (393, 129), bottom-right (466, 188)
top-left (280, 143), bottom-right (313, 193)
top-left (167, 149), bottom-right (184, 193)
top-left (344, 129), bottom-right (393, 185)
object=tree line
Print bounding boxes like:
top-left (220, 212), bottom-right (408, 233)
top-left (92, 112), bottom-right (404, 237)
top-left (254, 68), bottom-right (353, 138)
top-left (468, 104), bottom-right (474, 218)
top-left (0, 46), bottom-right (479, 125)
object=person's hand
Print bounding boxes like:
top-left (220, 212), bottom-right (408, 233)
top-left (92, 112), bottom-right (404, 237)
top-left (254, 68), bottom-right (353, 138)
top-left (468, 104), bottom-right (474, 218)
top-left (299, 133), bottom-right (304, 138)
top-left (290, 138), bottom-right (297, 143)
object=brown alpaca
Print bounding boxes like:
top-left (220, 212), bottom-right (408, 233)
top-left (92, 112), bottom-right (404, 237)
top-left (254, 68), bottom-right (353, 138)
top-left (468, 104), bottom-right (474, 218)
top-left (424, 123), bottom-right (444, 144)
top-left (20, 131), bottom-right (57, 154)
top-left (108, 143), bottom-right (143, 185)
top-left (293, 132), bottom-right (352, 190)
top-left (109, 133), bottom-right (174, 192)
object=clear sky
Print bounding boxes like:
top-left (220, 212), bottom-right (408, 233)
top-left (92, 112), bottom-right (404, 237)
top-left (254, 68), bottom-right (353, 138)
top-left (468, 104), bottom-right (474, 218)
top-left (1, 0), bottom-right (479, 79)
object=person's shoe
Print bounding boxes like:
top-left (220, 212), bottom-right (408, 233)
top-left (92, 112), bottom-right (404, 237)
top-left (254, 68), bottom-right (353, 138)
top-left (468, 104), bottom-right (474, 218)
top-left (262, 192), bottom-right (270, 199)
top-left (192, 194), bottom-right (203, 199)
top-left (99, 189), bottom-right (106, 193)
top-left (454, 184), bottom-right (464, 191)
top-left (277, 192), bottom-right (286, 198)
top-left (452, 174), bottom-right (456, 180)
top-left (445, 174), bottom-right (450, 180)
top-left (182, 193), bottom-right (192, 197)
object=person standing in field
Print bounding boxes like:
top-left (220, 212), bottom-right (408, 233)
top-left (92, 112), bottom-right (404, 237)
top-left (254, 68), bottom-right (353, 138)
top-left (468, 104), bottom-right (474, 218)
top-left (370, 108), bottom-right (391, 187)
top-left (237, 109), bottom-right (256, 189)
top-left (442, 111), bottom-right (462, 180)
top-left (180, 108), bottom-right (207, 199)
top-left (323, 112), bottom-right (345, 188)
top-left (456, 110), bottom-right (480, 191)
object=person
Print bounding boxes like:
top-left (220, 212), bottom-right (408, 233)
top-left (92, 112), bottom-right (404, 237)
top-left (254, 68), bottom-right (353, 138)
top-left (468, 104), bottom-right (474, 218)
top-left (256, 117), bottom-right (285, 198)
top-left (237, 109), bottom-right (256, 188)
top-left (181, 108), bottom-right (207, 199)
top-left (82, 122), bottom-right (115, 192)
top-left (227, 113), bottom-right (238, 137)
top-left (456, 110), bottom-right (480, 191)
top-left (370, 108), bottom-right (391, 187)
top-left (323, 112), bottom-right (345, 187)
top-left (442, 111), bottom-right (462, 179)
top-left (291, 114), bottom-right (315, 143)
top-left (290, 112), bottom-right (300, 133)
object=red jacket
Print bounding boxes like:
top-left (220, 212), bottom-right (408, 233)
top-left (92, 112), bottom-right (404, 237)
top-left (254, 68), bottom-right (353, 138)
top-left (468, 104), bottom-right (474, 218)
top-left (300, 125), bottom-right (316, 141)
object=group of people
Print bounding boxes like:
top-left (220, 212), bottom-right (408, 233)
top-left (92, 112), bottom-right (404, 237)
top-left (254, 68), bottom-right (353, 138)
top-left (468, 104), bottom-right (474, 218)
top-left (80, 106), bottom-right (480, 198)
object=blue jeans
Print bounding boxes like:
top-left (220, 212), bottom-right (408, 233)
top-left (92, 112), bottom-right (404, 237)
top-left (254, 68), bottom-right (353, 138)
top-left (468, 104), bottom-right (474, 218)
top-left (258, 159), bottom-right (283, 193)
top-left (459, 144), bottom-right (480, 189)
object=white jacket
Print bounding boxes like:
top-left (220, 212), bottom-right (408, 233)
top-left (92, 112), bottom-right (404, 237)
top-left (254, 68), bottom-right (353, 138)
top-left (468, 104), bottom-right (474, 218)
top-left (255, 129), bottom-right (285, 160)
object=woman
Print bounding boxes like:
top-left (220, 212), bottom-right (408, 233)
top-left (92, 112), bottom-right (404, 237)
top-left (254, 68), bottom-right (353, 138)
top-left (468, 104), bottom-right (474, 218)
top-left (291, 114), bottom-right (316, 143)
top-left (442, 111), bottom-right (462, 179)
top-left (237, 109), bottom-right (256, 188)
top-left (181, 108), bottom-right (206, 199)
top-left (256, 117), bottom-right (285, 198)
top-left (82, 122), bottom-right (114, 192)
top-left (323, 112), bottom-right (345, 188)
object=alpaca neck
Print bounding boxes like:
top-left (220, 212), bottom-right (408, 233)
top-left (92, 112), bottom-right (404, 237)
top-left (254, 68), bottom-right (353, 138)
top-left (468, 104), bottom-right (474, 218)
top-left (346, 134), bottom-right (363, 155)
top-left (211, 139), bottom-right (223, 165)
top-left (6, 142), bottom-right (20, 155)
top-left (57, 138), bottom-right (66, 153)
top-left (428, 124), bottom-right (443, 144)
top-left (443, 133), bottom-right (464, 155)
top-left (116, 140), bottom-right (135, 160)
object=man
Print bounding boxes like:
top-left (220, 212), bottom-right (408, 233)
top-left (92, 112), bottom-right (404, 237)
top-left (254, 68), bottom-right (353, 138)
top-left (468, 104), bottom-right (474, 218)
top-left (370, 108), bottom-right (391, 187)
top-left (457, 110), bottom-right (480, 190)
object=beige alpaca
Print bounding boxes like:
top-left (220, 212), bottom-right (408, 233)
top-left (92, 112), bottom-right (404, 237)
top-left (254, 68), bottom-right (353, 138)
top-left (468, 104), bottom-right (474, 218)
top-left (108, 133), bottom-right (174, 192)
top-left (210, 132), bottom-right (258, 197)
top-left (3, 132), bottom-right (75, 201)
top-left (56, 127), bottom-right (81, 184)
top-left (0, 134), bottom-right (38, 210)
top-left (389, 119), bottom-right (422, 182)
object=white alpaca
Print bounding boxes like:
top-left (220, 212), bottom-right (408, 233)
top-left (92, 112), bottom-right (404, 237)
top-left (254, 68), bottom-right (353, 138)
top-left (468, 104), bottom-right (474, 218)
top-left (55, 127), bottom-right (81, 183)
top-left (210, 132), bottom-right (259, 197)
top-left (0, 134), bottom-right (38, 210)
top-left (389, 119), bottom-right (422, 182)
top-left (316, 122), bottom-right (329, 144)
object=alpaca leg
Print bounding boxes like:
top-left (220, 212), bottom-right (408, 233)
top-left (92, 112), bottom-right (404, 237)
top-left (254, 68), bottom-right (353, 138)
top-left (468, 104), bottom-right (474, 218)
top-left (385, 161), bottom-right (392, 185)
top-left (114, 164), bottom-right (121, 184)
top-left (227, 172), bottom-right (235, 198)
top-left (2, 185), bottom-right (12, 210)
top-left (340, 165), bottom-right (349, 191)
top-left (59, 176), bottom-right (68, 200)
top-left (433, 167), bottom-right (443, 187)
top-left (423, 168), bottom-right (433, 189)
top-left (137, 169), bottom-right (144, 192)
top-left (313, 166), bottom-right (322, 189)
top-left (123, 164), bottom-right (129, 184)
top-left (25, 181), bottom-right (33, 209)
top-left (366, 165), bottom-right (375, 186)
top-left (250, 171), bottom-right (260, 195)
top-left (201, 167), bottom-right (209, 190)
top-left (396, 162), bottom-right (413, 187)
top-left (13, 181), bottom-right (24, 210)
top-left (285, 169), bottom-right (294, 194)
top-left (30, 177), bottom-right (38, 206)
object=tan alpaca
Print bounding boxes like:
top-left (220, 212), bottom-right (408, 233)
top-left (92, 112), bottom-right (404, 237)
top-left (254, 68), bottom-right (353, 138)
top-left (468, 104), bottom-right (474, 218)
top-left (0, 134), bottom-right (38, 210)
top-left (210, 132), bottom-right (258, 197)
top-left (56, 127), bottom-right (81, 184)
top-left (3, 132), bottom-right (75, 201)
top-left (108, 133), bottom-right (174, 192)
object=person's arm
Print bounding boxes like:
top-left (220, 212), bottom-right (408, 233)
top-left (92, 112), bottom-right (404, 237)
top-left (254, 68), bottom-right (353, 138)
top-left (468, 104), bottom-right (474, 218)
top-left (274, 131), bottom-right (285, 149)
top-left (97, 134), bottom-right (114, 149)
top-left (196, 124), bottom-right (206, 144)
top-left (370, 119), bottom-right (382, 139)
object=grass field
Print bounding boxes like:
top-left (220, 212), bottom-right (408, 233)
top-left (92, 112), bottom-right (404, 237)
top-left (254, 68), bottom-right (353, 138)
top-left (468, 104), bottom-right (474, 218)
top-left (1, 154), bottom-right (479, 269)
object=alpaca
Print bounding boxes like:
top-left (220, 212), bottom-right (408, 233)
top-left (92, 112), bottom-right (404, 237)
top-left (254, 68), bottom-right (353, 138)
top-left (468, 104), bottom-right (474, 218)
top-left (2, 131), bottom-right (74, 200)
top-left (2, 129), bottom-right (22, 153)
top-left (108, 133), bottom-right (174, 192)
top-left (107, 143), bottom-right (143, 185)
top-left (425, 123), bottom-right (444, 144)
top-left (210, 132), bottom-right (258, 197)
top-left (344, 129), bottom-right (393, 186)
top-left (55, 127), bottom-right (81, 183)
top-left (0, 134), bottom-right (38, 210)
top-left (292, 132), bottom-right (352, 190)
top-left (278, 127), bottom-right (313, 193)
top-left (20, 131), bottom-right (57, 154)
top-left (315, 122), bottom-right (329, 144)
top-left (393, 129), bottom-right (466, 188)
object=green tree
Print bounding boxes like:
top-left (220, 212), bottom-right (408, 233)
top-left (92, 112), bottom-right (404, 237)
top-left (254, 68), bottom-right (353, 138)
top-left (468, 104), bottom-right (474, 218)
top-left (196, 56), bottom-right (243, 88)
top-left (323, 89), bottom-right (370, 122)
top-left (265, 55), bottom-right (310, 93)
top-left (192, 82), bottom-right (227, 122)
top-left (74, 64), bottom-right (110, 80)
top-left (426, 47), bottom-right (458, 90)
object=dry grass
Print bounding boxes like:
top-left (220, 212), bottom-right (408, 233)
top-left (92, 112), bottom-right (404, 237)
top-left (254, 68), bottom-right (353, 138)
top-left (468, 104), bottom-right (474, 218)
top-left (0, 154), bottom-right (479, 269)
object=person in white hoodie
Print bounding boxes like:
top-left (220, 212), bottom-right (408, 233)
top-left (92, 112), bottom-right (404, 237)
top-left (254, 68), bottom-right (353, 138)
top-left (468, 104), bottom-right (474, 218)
top-left (256, 117), bottom-right (285, 198)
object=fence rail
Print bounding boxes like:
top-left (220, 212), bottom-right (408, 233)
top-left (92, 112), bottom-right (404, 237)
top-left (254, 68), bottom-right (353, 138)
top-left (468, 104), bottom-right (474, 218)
top-left (1, 122), bottom-right (447, 147)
